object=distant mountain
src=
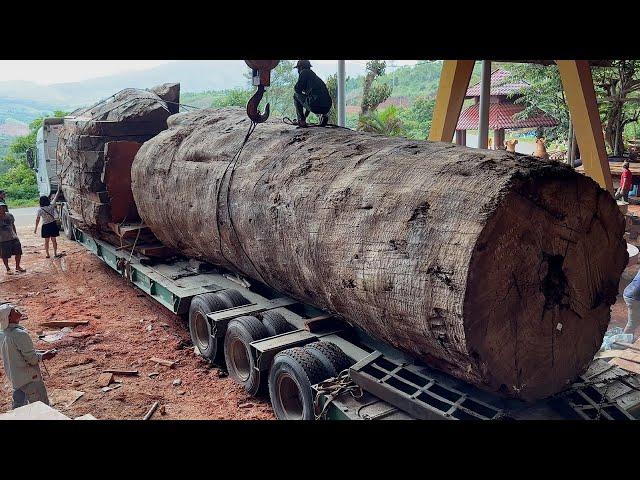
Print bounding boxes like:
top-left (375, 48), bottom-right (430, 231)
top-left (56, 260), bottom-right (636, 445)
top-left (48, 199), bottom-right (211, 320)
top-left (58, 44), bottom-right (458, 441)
top-left (0, 60), bottom-right (369, 109)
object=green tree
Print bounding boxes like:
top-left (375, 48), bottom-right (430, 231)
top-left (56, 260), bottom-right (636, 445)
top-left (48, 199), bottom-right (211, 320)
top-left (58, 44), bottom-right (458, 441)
top-left (325, 74), bottom-right (338, 124)
top-left (357, 106), bottom-right (407, 137)
top-left (592, 60), bottom-right (640, 156)
top-left (399, 95), bottom-right (435, 139)
top-left (1, 110), bottom-right (68, 206)
top-left (262, 60), bottom-right (298, 119)
top-left (360, 60), bottom-right (392, 116)
top-left (506, 63), bottom-right (568, 144)
top-left (212, 88), bottom-right (253, 108)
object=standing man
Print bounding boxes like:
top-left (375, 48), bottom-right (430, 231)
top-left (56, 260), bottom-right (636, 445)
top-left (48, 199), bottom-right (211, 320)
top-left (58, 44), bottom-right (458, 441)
top-left (0, 303), bottom-right (56, 409)
top-left (293, 60), bottom-right (332, 128)
top-left (0, 201), bottom-right (25, 274)
top-left (623, 269), bottom-right (640, 338)
top-left (615, 161), bottom-right (633, 203)
top-left (0, 190), bottom-right (5, 202)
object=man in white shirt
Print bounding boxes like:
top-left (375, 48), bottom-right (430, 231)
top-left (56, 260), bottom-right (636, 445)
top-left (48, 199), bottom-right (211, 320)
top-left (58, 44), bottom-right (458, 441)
top-left (0, 303), bottom-right (56, 409)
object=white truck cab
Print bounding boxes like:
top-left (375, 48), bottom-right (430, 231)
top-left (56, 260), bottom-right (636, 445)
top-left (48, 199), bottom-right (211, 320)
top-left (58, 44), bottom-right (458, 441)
top-left (33, 117), bottom-right (64, 197)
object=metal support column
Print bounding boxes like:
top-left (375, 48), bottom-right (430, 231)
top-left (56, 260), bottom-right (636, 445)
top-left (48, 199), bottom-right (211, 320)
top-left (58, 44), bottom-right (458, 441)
top-left (428, 60), bottom-right (475, 142)
top-left (337, 60), bottom-right (346, 127)
top-left (478, 60), bottom-right (491, 149)
top-left (556, 60), bottom-right (613, 192)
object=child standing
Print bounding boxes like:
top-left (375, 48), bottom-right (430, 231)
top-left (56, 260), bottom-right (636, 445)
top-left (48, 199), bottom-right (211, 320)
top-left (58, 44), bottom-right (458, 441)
top-left (0, 202), bottom-right (25, 274)
top-left (34, 195), bottom-right (60, 259)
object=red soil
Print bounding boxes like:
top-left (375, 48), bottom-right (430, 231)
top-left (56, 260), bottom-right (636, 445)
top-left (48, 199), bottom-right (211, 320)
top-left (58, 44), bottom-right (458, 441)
top-left (0, 225), bottom-right (274, 420)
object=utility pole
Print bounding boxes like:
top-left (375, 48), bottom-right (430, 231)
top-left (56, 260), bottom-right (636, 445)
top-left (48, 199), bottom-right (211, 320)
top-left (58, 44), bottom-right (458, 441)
top-left (337, 60), bottom-right (346, 127)
top-left (478, 60), bottom-right (491, 149)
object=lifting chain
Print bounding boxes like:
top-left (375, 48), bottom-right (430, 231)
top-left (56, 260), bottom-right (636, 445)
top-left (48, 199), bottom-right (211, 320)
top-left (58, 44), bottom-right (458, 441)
top-left (313, 369), bottom-right (363, 420)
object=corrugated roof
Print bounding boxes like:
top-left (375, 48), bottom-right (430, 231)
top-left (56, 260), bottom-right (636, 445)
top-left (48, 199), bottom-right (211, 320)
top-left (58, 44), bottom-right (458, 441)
top-left (456, 103), bottom-right (558, 130)
top-left (466, 69), bottom-right (528, 97)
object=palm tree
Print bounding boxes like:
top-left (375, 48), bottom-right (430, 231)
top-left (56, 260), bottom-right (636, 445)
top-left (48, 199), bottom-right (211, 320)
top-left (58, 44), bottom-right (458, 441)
top-left (357, 106), bottom-right (407, 137)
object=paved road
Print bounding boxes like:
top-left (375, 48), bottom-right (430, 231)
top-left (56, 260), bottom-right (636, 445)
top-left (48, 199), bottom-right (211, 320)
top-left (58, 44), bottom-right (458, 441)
top-left (8, 207), bottom-right (38, 227)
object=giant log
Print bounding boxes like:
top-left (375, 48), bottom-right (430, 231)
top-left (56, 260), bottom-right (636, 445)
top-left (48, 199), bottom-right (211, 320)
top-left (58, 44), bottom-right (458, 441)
top-left (131, 108), bottom-right (627, 401)
top-left (59, 85), bottom-right (178, 230)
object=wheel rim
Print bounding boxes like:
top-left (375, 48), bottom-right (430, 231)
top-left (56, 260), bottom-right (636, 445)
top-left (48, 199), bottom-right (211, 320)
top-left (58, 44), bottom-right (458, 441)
top-left (193, 311), bottom-right (210, 351)
top-left (230, 338), bottom-right (251, 382)
top-left (277, 373), bottom-right (304, 420)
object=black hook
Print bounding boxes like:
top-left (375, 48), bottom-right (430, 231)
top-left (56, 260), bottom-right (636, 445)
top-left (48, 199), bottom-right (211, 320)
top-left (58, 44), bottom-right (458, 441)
top-left (246, 85), bottom-right (271, 123)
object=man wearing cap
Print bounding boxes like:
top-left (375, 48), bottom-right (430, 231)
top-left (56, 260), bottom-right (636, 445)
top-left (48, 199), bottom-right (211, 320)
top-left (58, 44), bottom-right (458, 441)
top-left (615, 161), bottom-right (633, 203)
top-left (0, 303), bottom-right (56, 409)
top-left (293, 60), bottom-right (332, 128)
top-left (0, 201), bottom-right (26, 274)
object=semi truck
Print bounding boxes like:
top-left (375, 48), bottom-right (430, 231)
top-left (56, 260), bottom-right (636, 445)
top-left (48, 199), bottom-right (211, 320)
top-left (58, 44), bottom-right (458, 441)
top-left (31, 102), bottom-right (640, 421)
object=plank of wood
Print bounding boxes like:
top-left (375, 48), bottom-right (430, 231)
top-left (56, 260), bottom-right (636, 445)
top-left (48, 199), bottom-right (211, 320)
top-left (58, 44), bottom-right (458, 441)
top-left (40, 320), bottom-right (89, 328)
top-left (596, 349), bottom-right (640, 363)
top-left (610, 358), bottom-right (640, 374)
top-left (613, 341), bottom-right (640, 352)
top-left (136, 244), bottom-right (176, 258)
top-left (102, 369), bottom-right (139, 376)
top-left (150, 357), bottom-right (176, 367)
top-left (101, 384), bottom-right (123, 393)
top-left (96, 373), bottom-right (113, 387)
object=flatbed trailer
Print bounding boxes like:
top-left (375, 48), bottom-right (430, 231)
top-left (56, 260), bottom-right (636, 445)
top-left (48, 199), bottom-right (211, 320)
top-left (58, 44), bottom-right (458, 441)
top-left (67, 224), bottom-right (640, 421)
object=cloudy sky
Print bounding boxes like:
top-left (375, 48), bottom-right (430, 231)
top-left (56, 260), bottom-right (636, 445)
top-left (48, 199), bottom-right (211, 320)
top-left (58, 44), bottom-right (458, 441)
top-left (0, 60), bottom-right (419, 85)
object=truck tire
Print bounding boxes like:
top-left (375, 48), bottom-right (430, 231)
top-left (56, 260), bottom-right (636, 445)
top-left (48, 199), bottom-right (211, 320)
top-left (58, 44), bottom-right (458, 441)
top-left (217, 289), bottom-right (250, 309)
top-left (268, 347), bottom-right (332, 420)
top-left (189, 292), bottom-right (234, 363)
top-left (260, 311), bottom-right (294, 337)
top-left (61, 205), bottom-right (75, 240)
top-left (304, 341), bottom-right (354, 378)
top-left (224, 316), bottom-right (269, 395)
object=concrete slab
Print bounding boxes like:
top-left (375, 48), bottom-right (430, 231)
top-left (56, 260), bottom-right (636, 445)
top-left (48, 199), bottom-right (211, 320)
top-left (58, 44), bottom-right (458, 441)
top-left (0, 401), bottom-right (70, 420)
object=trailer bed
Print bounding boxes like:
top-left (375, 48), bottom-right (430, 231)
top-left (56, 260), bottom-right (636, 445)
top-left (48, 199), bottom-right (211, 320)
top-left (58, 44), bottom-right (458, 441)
top-left (71, 226), bottom-right (640, 420)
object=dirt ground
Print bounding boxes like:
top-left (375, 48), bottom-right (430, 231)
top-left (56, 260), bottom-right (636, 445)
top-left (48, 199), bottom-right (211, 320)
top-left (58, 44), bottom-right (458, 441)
top-left (0, 225), bottom-right (275, 420)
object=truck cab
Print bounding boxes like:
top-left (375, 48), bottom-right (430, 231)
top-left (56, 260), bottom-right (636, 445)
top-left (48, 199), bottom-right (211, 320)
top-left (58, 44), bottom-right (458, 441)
top-left (34, 117), bottom-right (64, 197)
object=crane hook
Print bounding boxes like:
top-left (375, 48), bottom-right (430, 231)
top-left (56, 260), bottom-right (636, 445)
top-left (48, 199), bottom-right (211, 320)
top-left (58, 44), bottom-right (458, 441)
top-left (246, 85), bottom-right (271, 123)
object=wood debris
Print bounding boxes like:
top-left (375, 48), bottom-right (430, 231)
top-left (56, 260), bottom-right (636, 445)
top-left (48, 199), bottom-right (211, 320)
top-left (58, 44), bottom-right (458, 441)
top-left (96, 372), bottom-right (114, 387)
top-left (151, 357), bottom-right (176, 367)
top-left (101, 384), bottom-right (123, 393)
top-left (102, 369), bottom-right (139, 376)
top-left (40, 320), bottom-right (89, 328)
top-left (143, 401), bottom-right (160, 420)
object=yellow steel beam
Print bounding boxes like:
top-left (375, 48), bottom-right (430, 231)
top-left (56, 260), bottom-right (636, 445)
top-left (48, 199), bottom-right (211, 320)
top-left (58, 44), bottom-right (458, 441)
top-left (556, 60), bottom-right (613, 193)
top-left (428, 60), bottom-right (475, 142)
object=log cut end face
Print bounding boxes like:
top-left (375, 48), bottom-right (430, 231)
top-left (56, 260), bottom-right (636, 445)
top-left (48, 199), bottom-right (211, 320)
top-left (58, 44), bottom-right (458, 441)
top-left (464, 171), bottom-right (627, 401)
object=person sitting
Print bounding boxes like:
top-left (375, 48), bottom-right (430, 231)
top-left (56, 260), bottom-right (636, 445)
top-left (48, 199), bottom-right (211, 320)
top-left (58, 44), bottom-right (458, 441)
top-left (615, 161), bottom-right (633, 203)
top-left (293, 60), bottom-right (332, 128)
top-left (0, 202), bottom-right (25, 274)
top-left (34, 195), bottom-right (61, 259)
top-left (0, 303), bottom-right (56, 409)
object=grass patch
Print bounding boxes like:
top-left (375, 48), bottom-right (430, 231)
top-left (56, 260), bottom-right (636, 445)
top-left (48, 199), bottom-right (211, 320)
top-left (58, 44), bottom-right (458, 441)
top-left (5, 198), bottom-right (39, 208)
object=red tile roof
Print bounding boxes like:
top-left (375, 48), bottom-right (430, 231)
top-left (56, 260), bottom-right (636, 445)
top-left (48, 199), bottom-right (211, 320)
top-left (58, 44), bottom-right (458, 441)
top-left (466, 69), bottom-right (529, 97)
top-left (456, 103), bottom-right (558, 130)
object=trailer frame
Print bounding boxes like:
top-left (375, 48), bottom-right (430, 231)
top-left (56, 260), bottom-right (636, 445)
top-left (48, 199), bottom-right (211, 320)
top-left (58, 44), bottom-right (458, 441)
top-left (68, 224), bottom-right (640, 421)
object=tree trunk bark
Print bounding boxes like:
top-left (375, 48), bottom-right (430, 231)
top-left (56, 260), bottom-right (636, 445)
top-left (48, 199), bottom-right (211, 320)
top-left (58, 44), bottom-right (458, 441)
top-left (58, 87), bottom-right (174, 230)
top-left (131, 108), bottom-right (628, 401)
